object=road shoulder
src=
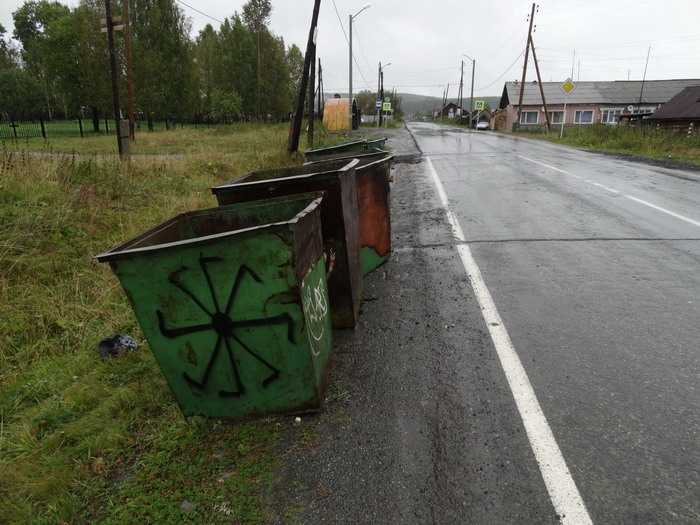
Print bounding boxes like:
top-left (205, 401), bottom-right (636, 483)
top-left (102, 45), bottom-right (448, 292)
top-left (269, 155), bottom-right (556, 524)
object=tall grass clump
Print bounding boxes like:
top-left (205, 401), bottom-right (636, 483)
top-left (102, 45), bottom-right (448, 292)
top-left (534, 124), bottom-right (700, 166)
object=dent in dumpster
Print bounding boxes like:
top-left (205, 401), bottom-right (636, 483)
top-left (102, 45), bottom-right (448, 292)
top-left (157, 256), bottom-right (294, 397)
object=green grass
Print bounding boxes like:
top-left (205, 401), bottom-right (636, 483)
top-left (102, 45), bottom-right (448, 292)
top-left (2, 121), bottom-right (348, 156)
top-left (0, 124), bottom-right (309, 524)
top-left (515, 124), bottom-right (700, 167)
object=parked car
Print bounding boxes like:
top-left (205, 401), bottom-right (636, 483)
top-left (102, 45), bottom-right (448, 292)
top-left (476, 121), bottom-right (490, 131)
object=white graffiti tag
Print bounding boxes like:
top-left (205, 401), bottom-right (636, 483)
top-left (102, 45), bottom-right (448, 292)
top-left (302, 276), bottom-right (329, 357)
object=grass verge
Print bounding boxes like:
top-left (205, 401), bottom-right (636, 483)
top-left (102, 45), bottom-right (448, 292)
top-left (514, 124), bottom-right (700, 168)
top-left (0, 124), bottom-right (305, 524)
top-left (1, 121), bottom-right (343, 157)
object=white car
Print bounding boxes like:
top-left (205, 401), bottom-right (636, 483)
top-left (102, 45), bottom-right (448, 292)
top-left (476, 121), bottom-right (490, 131)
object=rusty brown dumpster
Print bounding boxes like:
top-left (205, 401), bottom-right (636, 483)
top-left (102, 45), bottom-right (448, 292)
top-left (211, 159), bottom-right (362, 329)
top-left (306, 152), bottom-right (394, 275)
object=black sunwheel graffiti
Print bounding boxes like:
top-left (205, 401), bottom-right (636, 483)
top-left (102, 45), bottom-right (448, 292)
top-left (157, 255), bottom-right (294, 398)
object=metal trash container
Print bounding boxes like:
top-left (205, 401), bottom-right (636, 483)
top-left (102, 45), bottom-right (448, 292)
top-left (304, 139), bottom-right (367, 162)
top-left (212, 160), bottom-right (362, 329)
top-left (96, 194), bottom-right (333, 419)
top-left (306, 152), bottom-right (394, 275)
top-left (365, 137), bottom-right (388, 150)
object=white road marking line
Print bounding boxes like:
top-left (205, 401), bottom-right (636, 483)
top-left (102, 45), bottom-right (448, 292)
top-left (426, 157), bottom-right (593, 525)
top-left (625, 196), bottom-right (700, 228)
top-left (591, 182), bottom-right (620, 195)
top-left (517, 155), bottom-right (700, 229)
top-left (518, 154), bottom-right (582, 179)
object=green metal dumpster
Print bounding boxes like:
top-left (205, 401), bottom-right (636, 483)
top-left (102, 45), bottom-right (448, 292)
top-left (306, 152), bottom-right (394, 275)
top-left (304, 139), bottom-right (367, 162)
top-left (96, 194), bottom-right (333, 419)
top-left (212, 159), bottom-right (362, 329)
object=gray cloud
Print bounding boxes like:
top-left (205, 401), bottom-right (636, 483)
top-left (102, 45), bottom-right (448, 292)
top-left (2, 0), bottom-right (699, 98)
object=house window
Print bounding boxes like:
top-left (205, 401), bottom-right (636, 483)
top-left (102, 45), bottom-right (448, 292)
top-left (520, 111), bottom-right (539, 125)
top-left (549, 111), bottom-right (564, 124)
top-left (575, 110), bottom-right (594, 124)
top-left (602, 109), bottom-right (620, 124)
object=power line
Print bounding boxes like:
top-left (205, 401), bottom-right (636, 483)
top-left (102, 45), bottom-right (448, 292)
top-left (174, 0), bottom-right (224, 25)
top-left (476, 50), bottom-right (525, 91)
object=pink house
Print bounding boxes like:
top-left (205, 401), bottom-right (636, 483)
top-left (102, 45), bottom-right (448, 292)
top-left (496, 79), bottom-right (700, 131)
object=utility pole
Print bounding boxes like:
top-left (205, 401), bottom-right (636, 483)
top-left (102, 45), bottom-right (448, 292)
top-left (377, 62), bottom-right (382, 127)
top-left (638, 45), bottom-right (651, 113)
top-left (348, 5), bottom-right (371, 130)
top-left (529, 34), bottom-right (551, 132)
top-left (458, 60), bottom-right (464, 121)
top-left (317, 58), bottom-right (323, 119)
top-left (288, 0), bottom-right (321, 153)
top-left (516, 2), bottom-right (536, 127)
top-left (469, 57), bottom-right (475, 128)
top-left (123, 0), bottom-right (135, 140)
top-left (349, 13), bottom-right (353, 130)
top-left (380, 68), bottom-right (385, 126)
top-left (307, 45), bottom-right (316, 148)
top-left (104, 0), bottom-right (123, 156)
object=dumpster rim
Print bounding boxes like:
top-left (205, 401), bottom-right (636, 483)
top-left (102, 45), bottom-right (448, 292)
top-left (95, 195), bottom-right (324, 263)
top-left (305, 152), bottom-right (394, 171)
top-left (211, 158), bottom-right (360, 193)
top-left (303, 139), bottom-right (366, 156)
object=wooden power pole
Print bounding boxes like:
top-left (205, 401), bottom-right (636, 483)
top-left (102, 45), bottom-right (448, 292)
top-left (317, 58), bottom-right (323, 118)
top-left (458, 60), bottom-right (464, 121)
top-left (123, 0), bottom-right (136, 140)
top-left (104, 0), bottom-right (123, 156)
top-left (530, 32), bottom-right (551, 132)
top-left (288, 0), bottom-right (321, 153)
top-left (516, 2), bottom-right (536, 127)
top-left (307, 46), bottom-right (316, 148)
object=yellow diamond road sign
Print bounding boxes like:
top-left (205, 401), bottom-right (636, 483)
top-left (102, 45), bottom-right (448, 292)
top-left (561, 78), bottom-right (576, 95)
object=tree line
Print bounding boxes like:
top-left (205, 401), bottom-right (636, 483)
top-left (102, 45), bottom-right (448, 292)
top-left (0, 0), bottom-right (305, 123)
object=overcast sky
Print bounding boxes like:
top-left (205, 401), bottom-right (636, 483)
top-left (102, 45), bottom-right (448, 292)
top-left (2, 0), bottom-right (699, 98)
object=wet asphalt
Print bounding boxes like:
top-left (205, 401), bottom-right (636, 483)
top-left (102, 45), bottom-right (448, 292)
top-left (273, 123), bottom-right (700, 524)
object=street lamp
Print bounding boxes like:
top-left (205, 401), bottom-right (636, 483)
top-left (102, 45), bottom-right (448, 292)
top-left (462, 54), bottom-right (476, 128)
top-left (349, 4), bottom-right (371, 129)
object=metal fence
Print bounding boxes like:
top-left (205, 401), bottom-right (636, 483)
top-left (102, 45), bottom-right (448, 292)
top-left (0, 117), bottom-right (260, 140)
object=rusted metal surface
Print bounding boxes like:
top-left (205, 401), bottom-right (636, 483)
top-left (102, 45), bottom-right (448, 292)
top-left (212, 160), bottom-right (363, 329)
top-left (307, 152), bottom-right (394, 274)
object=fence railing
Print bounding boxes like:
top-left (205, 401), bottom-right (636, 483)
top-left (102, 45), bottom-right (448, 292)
top-left (0, 116), bottom-right (282, 141)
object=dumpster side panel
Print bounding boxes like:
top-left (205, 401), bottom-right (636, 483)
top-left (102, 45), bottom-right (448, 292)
top-left (339, 168), bottom-right (362, 322)
top-left (300, 258), bottom-right (333, 390)
top-left (110, 231), bottom-right (323, 418)
top-left (214, 176), bottom-right (361, 329)
top-left (357, 160), bottom-right (392, 275)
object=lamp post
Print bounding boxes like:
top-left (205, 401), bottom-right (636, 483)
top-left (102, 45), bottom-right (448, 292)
top-left (462, 54), bottom-right (476, 129)
top-left (349, 4), bottom-right (371, 130)
top-left (377, 61), bottom-right (391, 126)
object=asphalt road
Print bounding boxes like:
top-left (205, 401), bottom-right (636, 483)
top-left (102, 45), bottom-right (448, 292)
top-left (274, 124), bottom-right (699, 524)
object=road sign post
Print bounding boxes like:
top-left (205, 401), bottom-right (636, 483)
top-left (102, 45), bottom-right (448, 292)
top-left (560, 78), bottom-right (576, 139)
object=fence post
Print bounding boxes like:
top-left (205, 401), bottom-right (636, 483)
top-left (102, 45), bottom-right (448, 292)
top-left (78, 117), bottom-right (84, 138)
top-left (40, 117), bottom-right (47, 139)
top-left (105, 118), bottom-right (109, 134)
top-left (11, 117), bottom-right (18, 140)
